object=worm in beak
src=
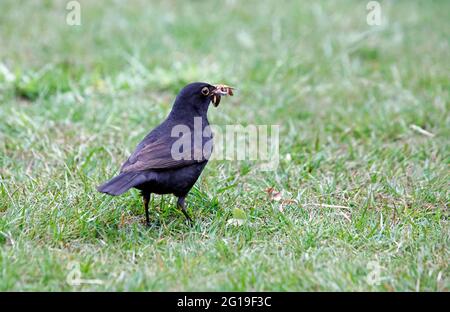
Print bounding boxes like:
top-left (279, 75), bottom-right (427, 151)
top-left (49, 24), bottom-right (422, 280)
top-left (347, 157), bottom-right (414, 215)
top-left (211, 84), bottom-right (234, 107)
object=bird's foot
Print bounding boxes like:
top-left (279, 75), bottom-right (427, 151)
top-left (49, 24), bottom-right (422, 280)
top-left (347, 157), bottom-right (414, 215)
top-left (181, 210), bottom-right (194, 226)
top-left (142, 218), bottom-right (160, 228)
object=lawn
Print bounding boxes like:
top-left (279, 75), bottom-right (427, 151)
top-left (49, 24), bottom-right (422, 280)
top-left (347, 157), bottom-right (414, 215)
top-left (0, 0), bottom-right (448, 291)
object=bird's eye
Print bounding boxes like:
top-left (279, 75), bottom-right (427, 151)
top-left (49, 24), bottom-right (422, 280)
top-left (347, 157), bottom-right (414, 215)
top-left (201, 87), bottom-right (210, 96)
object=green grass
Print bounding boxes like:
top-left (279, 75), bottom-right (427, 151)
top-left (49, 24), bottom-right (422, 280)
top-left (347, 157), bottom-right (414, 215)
top-left (0, 0), bottom-right (449, 291)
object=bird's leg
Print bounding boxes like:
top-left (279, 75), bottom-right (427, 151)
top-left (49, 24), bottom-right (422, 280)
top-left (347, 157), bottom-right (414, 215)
top-left (142, 192), bottom-right (150, 226)
top-left (177, 196), bottom-right (193, 224)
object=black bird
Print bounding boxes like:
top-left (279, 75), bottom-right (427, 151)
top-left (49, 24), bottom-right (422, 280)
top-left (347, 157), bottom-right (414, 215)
top-left (97, 82), bottom-right (233, 225)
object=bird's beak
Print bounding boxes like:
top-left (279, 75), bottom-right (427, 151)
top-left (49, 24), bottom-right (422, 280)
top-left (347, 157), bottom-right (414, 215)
top-left (211, 84), bottom-right (234, 107)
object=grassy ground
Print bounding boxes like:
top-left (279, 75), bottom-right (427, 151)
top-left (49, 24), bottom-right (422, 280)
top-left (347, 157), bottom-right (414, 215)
top-left (0, 0), bottom-right (448, 291)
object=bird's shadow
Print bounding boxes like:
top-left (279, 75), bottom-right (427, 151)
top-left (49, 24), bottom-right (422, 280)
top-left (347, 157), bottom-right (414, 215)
top-left (97, 193), bottom-right (201, 234)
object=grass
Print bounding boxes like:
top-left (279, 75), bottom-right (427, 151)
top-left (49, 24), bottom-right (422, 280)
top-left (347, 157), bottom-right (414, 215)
top-left (0, 0), bottom-right (449, 291)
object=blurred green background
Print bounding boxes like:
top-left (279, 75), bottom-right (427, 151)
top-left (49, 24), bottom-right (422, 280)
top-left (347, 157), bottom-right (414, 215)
top-left (0, 0), bottom-right (448, 291)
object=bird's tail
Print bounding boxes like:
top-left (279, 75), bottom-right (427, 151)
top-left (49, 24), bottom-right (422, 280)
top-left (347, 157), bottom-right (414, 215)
top-left (96, 172), bottom-right (147, 196)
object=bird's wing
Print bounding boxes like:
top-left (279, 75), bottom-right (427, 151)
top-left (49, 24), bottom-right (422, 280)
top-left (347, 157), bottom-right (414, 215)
top-left (120, 136), bottom-right (206, 173)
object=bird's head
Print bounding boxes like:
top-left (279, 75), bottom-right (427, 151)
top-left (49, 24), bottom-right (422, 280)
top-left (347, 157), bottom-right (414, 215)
top-left (173, 82), bottom-right (234, 116)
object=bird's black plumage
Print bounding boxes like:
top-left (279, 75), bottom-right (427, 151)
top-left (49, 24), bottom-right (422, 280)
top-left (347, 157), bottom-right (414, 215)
top-left (97, 82), bottom-right (232, 225)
